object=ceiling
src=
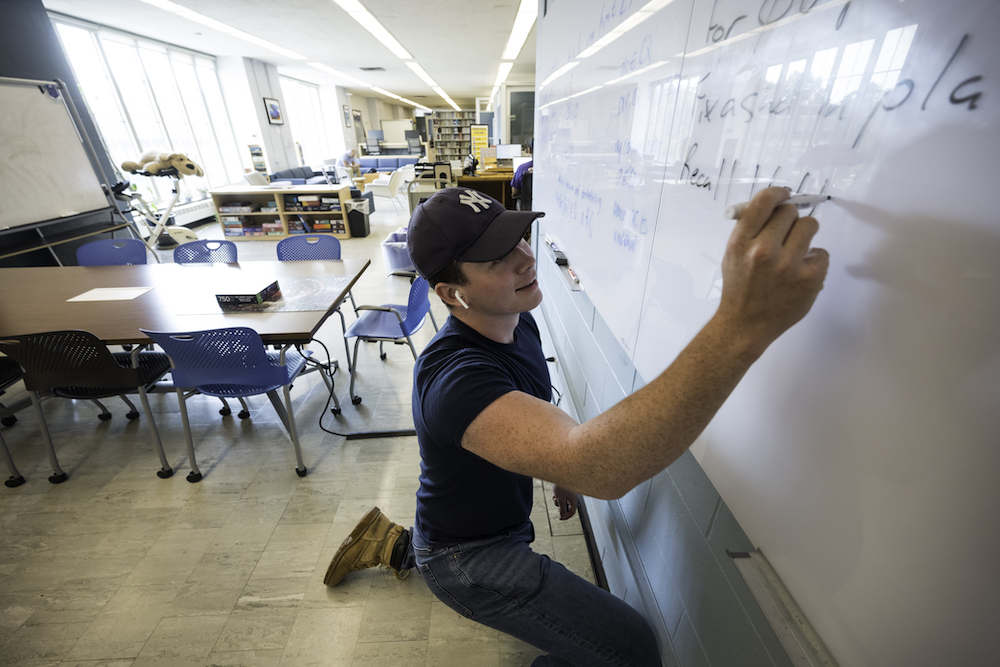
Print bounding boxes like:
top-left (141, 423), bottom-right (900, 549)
top-left (42, 0), bottom-right (537, 111)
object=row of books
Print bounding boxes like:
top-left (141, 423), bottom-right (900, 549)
top-left (290, 215), bottom-right (346, 234)
top-left (218, 201), bottom-right (257, 213)
top-left (221, 215), bottom-right (280, 236)
top-left (283, 194), bottom-right (341, 212)
top-left (220, 215), bottom-right (348, 236)
top-left (223, 220), bottom-right (284, 236)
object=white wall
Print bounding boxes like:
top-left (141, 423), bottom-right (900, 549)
top-left (243, 58), bottom-right (297, 172)
top-left (320, 84), bottom-right (350, 158)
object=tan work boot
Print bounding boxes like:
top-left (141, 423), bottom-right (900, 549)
top-left (324, 507), bottom-right (409, 586)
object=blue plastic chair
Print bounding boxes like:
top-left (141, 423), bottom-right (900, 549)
top-left (343, 276), bottom-right (434, 406)
top-left (276, 234), bottom-right (342, 261)
top-left (276, 235), bottom-right (359, 371)
top-left (0, 331), bottom-right (173, 485)
top-left (173, 239), bottom-right (238, 264)
top-left (140, 326), bottom-right (314, 482)
top-left (0, 357), bottom-right (25, 488)
top-left (76, 238), bottom-right (148, 266)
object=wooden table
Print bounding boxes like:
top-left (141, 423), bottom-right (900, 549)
top-left (457, 171), bottom-right (516, 209)
top-left (0, 259), bottom-right (369, 346)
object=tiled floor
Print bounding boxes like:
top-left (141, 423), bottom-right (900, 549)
top-left (0, 194), bottom-right (596, 666)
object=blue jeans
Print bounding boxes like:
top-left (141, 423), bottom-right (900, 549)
top-left (410, 522), bottom-right (660, 667)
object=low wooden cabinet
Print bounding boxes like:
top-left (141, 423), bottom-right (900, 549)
top-left (210, 184), bottom-right (352, 241)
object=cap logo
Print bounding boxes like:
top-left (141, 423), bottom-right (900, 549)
top-left (458, 189), bottom-right (492, 213)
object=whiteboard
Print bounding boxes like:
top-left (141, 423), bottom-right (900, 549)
top-left (0, 79), bottom-right (110, 231)
top-left (535, 1), bottom-right (999, 665)
top-left (381, 118), bottom-right (415, 145)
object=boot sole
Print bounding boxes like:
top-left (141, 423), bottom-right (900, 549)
top-left (324, 506), bottom-right (382, 586)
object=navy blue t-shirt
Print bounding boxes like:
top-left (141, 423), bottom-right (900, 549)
top-left (412, 312), bottom-right (551, 545)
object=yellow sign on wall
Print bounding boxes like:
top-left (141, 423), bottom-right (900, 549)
top-left (471, 124), bottom-right (489, 165)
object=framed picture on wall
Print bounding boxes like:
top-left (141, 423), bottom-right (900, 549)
top-left (343, 105), bottom-right (351, 127)
top-left (263, 97), bottom-right (283, 125)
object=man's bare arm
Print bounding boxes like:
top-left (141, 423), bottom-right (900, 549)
top-left (461, 187), bottom-right (830, 499)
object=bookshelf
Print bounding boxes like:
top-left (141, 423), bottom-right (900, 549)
top-left (210, 184), bottom-right (352, 241)
top-left (431, 110), bottom-right (475, 162)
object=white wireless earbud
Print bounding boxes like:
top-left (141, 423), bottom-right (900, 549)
top-left (454, 292), bottom-right (470, 309)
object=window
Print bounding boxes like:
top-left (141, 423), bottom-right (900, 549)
top-left (279, 76), bottom-right (332, 168)
top-left (870, 25), bottom-right (917, 92)
top-left (52, 18), bottom-right (242, 207)
top-left (509, 90), bottom-right (535, 148)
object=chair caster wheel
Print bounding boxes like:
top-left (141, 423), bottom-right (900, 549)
top-left (126, 411), bottom-right (139, 420)
top-left (219, 407), bottom-right (231, 416)
top-left (186, 472), bottom-right (203, 483)
top-left (98, 413), bottom-right (112, 421)
top-left (1, 416), bottom-right (16, 427)
top-left (5, 475), bottom-right (26, 488)
top-left (156, 468), bottom-right (173, 479)
top-left (48, 472), bottom-right (68, 484)
top-left (238, 410), bottom-right (250, 419)
top-left (295, 467), bottom-right (307, 477)
top-left (352, 396), bottom-right (362, 405)
top-left (380, 353), bottom-right (387, 360)
top-left (331, 407), bottom-right (342, 416)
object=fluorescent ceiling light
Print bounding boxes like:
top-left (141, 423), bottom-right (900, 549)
top-left (371, 87), bottom-right (431, 110)
top-left (501, 0), bottom-right (537, 60)
top-left (371, 87), bottom-right (401, 100)
top-left (138, 0), bottom-right (305, 60)
top-left (313, 64), bottom-right (424, 110)
top-left (577, 0), bottom-right (677, 59)
top-left (603, 59), bottom-right (670, 85)
top-left (309, 62), bottom-right (371, 88)
top-left (407, 62), bottom-right (439, 88)
top-left (332, 0), bottom-right (412, 60)
top-left (540, 61), bottom-right (579, 87)
top-left (409, 59), bottom-right (462, 109)
top-left (493, 62), bottom-right (514, 88)
top-left (571, 84), bottom-right (603, 99)
top-left (401, 99), bottom-right (433, 112)
top-left (439, 95), bottom-right (461, 112)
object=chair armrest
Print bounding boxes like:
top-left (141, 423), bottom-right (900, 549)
top-left (356, 305), bottom-right (405, 323)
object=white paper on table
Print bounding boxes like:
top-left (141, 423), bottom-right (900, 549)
top-left (67, 287), bottom-right (154, 302)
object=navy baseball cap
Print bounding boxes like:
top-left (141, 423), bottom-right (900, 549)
top-left (407, 187), bottom-right (544, 279)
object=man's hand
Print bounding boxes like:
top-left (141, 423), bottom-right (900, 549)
top-left (552, 485), bottom-right (578, 520)
top-left (460, 187), bottom-right (831, 501)
top-left (718, 187), bottom-right (830, 356)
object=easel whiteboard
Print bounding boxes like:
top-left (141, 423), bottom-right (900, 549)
top-left (535, 0), bottom-right (999, 665)
top-left (0, 78), bottom-right (110, 231)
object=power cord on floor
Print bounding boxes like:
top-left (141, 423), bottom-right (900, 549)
top-left (306, 338), bottom-right (416, 440)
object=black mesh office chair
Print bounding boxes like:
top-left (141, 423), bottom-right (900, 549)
top-left (516, 170), bottom-right (533, 212)
top-left (0, 357), bottom-right (25, 487)
top-left (0, 331), bottom-right (174, 483)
